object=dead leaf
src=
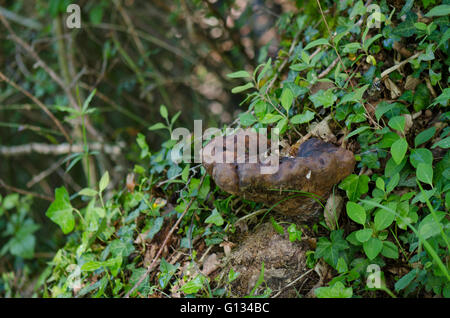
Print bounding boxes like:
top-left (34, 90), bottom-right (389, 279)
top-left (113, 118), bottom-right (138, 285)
top-left (310, 81), bottom-right (335, 95)
top-left (201, 253), bottom-right (221, 276)
top-left (402, 114), bottom-right (413, 134)
top-left (143, 244), bottom-right (158, 267)
top-left (393, 41), bottom-right (413, 58)
top-left (280, 139), bottom-right (292, 157)
top-left (324, 194), bottom-right (344, 230)
top-left (309, 115), bottom-right (337, 143)
top-left (126, 173), bottom-right (136, 192)
top-left (383, 78), bottom-right (401, 99)
top-left (404, 76), bottom-right (420, 91)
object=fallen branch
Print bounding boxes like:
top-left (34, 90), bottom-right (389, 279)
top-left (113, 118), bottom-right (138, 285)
top-left (380, 52), bottom-right (421, 79)
top-left (318, 57), bottom-right (339, 79)
top-left (0, 142), bottom-right (125, 157)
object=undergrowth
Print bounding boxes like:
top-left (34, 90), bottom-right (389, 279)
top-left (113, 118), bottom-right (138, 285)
top-left (1, 0), bottom-right (449, 298)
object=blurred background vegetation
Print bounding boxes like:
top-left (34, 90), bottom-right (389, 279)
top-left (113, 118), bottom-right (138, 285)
top-left (1, 0), bottom-right (448, 298)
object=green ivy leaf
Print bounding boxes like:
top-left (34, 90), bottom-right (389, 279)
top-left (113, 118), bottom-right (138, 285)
top-left (381, 241), bottom-right (399, 259)
top-left (81, 261), bottom-right (103, 272)
top-left (336, 257), bottom-right (348, 274)
top-left (430, 88), bottom-right (449, 107)
top-left (395, 269), bottom-right (418, 292)
top-left (346, 202), bottom-right (366, 225)
top-left (287, 223), bottom-right (302, 242)
top-left (390, 138), bottom-right (408, 164)
top-left (309, 89), bottom-right (337, 108)
top-left (414, 127), bottom-right (436, 147)
top-left (280, 87), bottom-right (294, 113)
top-left (339, 174), bottom-right (369, 201)
top-left (386, 173), bottom-right (400, 193)
top-left (392, 12), bottom-right (417, 38)
top-left (239, 112), bottom-right (257, 127)
top-left (410, 148), bottom-right (433, 168)
top-left (388, 116), bottom-right (406, 132)
top-left (374, 208), bottom-right (396, 231)
top-left (159, 258), bottom-right (179, 289)
top-left (429, 69), bottom-right (441, 85)
top-left (146, 217), bottom-right (164, 240)
top-left (315, 281), bottom-right (353, 298)
top-left (180, 275), bottom-right (206, 294)
top-left (231, 82), bottom-right (254, 94)
top-left (413, 83), bottom-right (430, 111)
top-left (363, 237), bottom-right (383, 260)
top-left (355, 229), bottom-right (373, 243)
top-left (205, 209), bottom-right (224, 226)
top-left (228, 267), bottom-right (240, 283)
top-left (340, 85), bottom-right (369, 105)
top-left (99, 171), bottom-right (110, 193)
top-left (227, 70), bottom-right (251, 78)
top-left (160, 105), bottom-right (168, 120)
top-left (45, 187), bottom-right (74, 234)
top-left (431, 137), bottom-right (450, 149)
top-left (291, 110), bottom-right (315, 124)
top-left (416, 163), bottom-right (433, 186)
top-left (270, 216), bottom-right (284, 235)
top-left (79, 188), bottom-right (98, 197)
top-left (148, 123), bottom-right (166, 131)
top-left (304, 38), bottom-right (329, 50)
top-left (349, 0), bottom-right (366, 20)
top-left (425, 4), bottom-right (450, 17)
top-left (315, 230), bottom-right (349, 267)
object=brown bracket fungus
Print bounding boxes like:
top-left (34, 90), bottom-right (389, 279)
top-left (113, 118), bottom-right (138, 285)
top-left (202, 130), bottom-right (355, 221)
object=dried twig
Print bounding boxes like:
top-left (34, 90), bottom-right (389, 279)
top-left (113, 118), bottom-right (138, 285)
top-left (316, 0), bottom-right (353, 88)
top-left (380, 52), bottom-right (421, 79)
top-left (273, 268), bottom-right (314, 298)
top-left (26, 158), bottom-right (66, 188)
top-left (265, 32), bottom-right (302, 94)
top-left (0, 178), bottom-right (53, 201)
top-left (0, 142), bottom-right (124, 157)
top-left (0, 13), bottom-right (101, 141)
top-left (318, 57), bottom-right (339, 79)
top-left (0, 70), bottom-right (72, 143)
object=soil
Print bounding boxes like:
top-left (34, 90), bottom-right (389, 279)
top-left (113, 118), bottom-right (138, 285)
top-left (226, 222), bottom-right (318, 297)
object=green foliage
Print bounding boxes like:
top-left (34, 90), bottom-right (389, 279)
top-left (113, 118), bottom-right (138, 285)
top-left (1, 0), bottom-right (449, 299)
top-left (315, 281), bottom-right (353, 298)
top-left (1, 195), bottom-right (39, 259)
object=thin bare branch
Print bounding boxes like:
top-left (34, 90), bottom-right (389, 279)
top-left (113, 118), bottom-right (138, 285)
top-left (0, 70), bottom-right (72, 143)
top-left (0, 142), bottom-right (125, 157)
